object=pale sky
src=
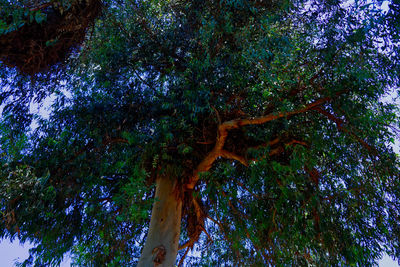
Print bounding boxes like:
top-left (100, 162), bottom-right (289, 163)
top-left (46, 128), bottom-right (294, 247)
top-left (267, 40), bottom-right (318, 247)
top-left (0, 238), bottom-right (399, 266)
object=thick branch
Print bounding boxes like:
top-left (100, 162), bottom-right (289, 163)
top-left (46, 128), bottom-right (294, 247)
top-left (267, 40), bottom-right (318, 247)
top-left (220, 150), bottom-right (249, 167)
top-left (231, 97), bottom-right (330, 128)
top-left (186, 97), bottom-right (330, 189)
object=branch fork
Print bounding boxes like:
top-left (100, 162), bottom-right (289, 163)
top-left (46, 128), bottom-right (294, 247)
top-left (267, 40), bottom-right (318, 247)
top-left (186, 97), bottom-right (331, 190)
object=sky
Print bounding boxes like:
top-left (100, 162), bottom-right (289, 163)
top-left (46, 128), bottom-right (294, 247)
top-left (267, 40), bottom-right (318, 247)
top-left (0, 238), bottom-right (399, 266)
top-left (0, 240), bottom-right (72, 266)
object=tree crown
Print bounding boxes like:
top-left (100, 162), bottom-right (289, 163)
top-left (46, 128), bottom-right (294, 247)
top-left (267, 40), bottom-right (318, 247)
top-left (1, 0), bottom-right (400, 265)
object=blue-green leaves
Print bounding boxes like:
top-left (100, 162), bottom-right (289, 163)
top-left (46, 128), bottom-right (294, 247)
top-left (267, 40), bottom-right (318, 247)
top-left (0, 8), bottom-right (47, 36)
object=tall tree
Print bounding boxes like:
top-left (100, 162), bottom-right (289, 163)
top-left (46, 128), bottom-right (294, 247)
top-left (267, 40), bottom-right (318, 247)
top-left (1, 0), bottom-right (400, 265)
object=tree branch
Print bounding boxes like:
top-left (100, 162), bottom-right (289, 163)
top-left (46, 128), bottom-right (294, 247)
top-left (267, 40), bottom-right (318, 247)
top-left (220, 150), bottom-right (248, 167)
top-left (177, 247), bottom-right (190, 267)
top-left (178, 196), bottom-right (210, 251)
top-left (186, 97), bottom-right (330, 189)
top-left (313, 107), bottom-right (376, 154)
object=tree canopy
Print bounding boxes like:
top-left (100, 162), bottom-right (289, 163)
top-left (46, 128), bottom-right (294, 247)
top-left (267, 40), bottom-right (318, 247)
top-left (1, 0), bottom-right (400, 266)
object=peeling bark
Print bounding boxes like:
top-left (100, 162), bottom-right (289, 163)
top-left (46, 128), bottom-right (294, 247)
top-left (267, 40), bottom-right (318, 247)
top-left (138, 176), bottom-right (183, 267)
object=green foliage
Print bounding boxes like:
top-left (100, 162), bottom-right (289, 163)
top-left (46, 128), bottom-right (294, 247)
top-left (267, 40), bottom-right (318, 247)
top-left (0, 1), bottom-right (47, 35)
top-left (1, 0), bottom-right (400, 266)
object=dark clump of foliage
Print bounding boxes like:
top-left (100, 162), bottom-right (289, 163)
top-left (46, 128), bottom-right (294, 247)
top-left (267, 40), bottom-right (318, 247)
top-left (0, 0), bottom-right (101, 74)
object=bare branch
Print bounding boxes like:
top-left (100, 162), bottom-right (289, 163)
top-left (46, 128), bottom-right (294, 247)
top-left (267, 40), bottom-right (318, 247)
top-left (186, 97), bottom-right (331, 189)
top-left (177, 247), bottom-right (190, 267)
top-left (232, 97), bottom-right (330, 128)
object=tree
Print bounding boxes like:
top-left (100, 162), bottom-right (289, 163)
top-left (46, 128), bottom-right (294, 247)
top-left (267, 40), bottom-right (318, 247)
top-left (1, 0), bottom-right (400, 265)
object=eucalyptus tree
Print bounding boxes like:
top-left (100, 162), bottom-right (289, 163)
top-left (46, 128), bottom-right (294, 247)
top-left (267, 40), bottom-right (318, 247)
top-left (1, 0), bottom-right (400, 266)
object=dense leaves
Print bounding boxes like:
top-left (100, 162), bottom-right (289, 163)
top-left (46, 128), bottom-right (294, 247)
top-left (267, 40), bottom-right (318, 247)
top-left (0, 0), bottom-right (101, 74)
top-left (1, 0), bottom-right (400, 266)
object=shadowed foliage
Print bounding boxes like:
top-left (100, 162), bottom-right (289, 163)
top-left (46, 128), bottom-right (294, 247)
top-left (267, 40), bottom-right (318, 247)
top-left (0, 0), bottom-right (101, 74)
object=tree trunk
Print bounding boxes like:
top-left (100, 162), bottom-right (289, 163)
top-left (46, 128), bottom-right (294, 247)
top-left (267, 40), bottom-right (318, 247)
top-left (137, 176), bottom-right (183, 267)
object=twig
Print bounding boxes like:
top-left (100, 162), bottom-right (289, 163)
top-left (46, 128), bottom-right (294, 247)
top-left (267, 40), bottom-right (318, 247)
top-left (178, 247), bottom-right (190, 267)
top-left (211, 105), bottom-right (221, 126)
top-left (313, 107), bottom-right (376, 154)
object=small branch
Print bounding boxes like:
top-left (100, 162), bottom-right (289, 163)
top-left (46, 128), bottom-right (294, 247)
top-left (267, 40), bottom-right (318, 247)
top-left (196, 140), bottom-right (214, 145)
top-left (231, 97), bottom-right (330, 128)
top-left (208, 199), bottom-right (234, 247)
top-left (201, 224), bottom-right (213, 242)
top-left (247, 138), bottom-right (308, 164)
top-left (178, 223), bottom-right (212, 250)
top-left (285, 139), bottom-right (308, 147)
top-left (108, 13), bottom-right (133, 40)
top-left (64, 137), bottom-right (128, 166)
top-left (29, 2), bottom-right (52, 11)
top-left (102, 137), bottom-right (129, 146)
top-left (179, 196), bottom-right (209, 251)
top-left (211, 105), bottom-right (222, 126)
top-left (269, 137), bottom-right (281, 146)
top-left (178, 241), bottom-right (192, 251)
top-left (245, 137), bottom-right (281, 153)
top-left (134, 70), bottom-right (160, 96)
top-left (304, 167), bottom-right (320, 186)
top-left (268, 146), bottom-right (284, 157)
top-left (206, 215), bottom-right (221, 226)
top-left (220, 190), bottom-right (249, 220)
top-left (178, 247), bottom-right (190, 267)
top-left (235, 181), bottom-right (261, 200)
top-left (313, 107), bottom-right (376, 154)
top-left (192, 197), bottom-right (204, 222)
top-left (220, 150), bottom-right (248, 166)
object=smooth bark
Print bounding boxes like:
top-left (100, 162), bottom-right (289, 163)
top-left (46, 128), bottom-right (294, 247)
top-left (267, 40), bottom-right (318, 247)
top-left (138, 176), bottom-right (183, 267)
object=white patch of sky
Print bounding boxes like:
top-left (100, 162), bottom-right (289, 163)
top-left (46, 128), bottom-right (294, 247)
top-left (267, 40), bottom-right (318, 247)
top-left (381, 89), bottom-right (400, 154)
top-left (0, 240), bottom-right (71, 266)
